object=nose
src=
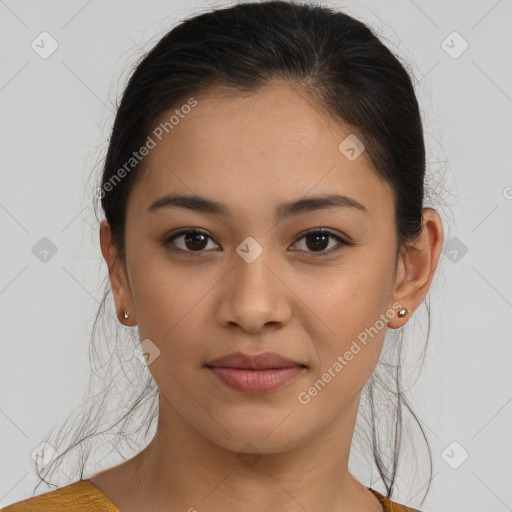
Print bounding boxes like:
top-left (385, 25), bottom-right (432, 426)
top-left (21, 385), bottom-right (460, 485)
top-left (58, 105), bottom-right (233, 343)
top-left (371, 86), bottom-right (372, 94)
top-left (215, 244), bottom-right (292, 334)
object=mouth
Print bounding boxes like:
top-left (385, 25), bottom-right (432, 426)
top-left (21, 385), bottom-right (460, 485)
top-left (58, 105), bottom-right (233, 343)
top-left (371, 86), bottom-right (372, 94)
top-left (204, 352), bottom-right (307, 393)
top-left (204, 351), bottom-right (307, 370)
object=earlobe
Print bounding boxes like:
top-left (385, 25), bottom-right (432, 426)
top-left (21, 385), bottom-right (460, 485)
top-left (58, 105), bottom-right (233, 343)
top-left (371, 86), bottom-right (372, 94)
top-left (99, 219), bottom-right (137, 326)
top-left (397, 307), bottom-right (408, 318)
top-left (388, 209), bottom-right (443, 329)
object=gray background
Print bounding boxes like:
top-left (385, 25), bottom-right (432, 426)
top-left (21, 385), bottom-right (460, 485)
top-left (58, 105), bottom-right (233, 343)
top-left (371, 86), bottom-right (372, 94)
top-left (1, 1), bottom-right (511, 511)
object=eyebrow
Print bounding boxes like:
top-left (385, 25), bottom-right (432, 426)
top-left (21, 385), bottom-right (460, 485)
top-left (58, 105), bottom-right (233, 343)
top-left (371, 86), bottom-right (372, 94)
top-left (147, 193), bottom-right (369, 221)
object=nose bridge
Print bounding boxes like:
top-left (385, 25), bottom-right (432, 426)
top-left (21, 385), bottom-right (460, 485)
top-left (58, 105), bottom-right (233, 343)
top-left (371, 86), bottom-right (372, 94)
top-left (217, 233), bottom-right (289, 331)
top-left (233, 234), bottom-right (276, 293)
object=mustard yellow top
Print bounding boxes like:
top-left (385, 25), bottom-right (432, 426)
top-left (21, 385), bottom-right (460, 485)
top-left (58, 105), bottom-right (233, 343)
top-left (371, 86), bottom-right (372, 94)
top-left (0, 479), bottom-right (422, 511)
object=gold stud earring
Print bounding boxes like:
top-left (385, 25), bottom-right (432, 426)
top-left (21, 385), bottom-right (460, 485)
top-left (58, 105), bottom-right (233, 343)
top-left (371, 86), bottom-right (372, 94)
top-left (123, 308), bottom-right (129, 319)
top-left (398, 308), bottom-right (408, 318)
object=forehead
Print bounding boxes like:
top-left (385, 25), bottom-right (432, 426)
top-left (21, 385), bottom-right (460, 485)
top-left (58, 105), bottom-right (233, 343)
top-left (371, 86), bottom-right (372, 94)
top-left (127, 83), bottom-right (394, 221)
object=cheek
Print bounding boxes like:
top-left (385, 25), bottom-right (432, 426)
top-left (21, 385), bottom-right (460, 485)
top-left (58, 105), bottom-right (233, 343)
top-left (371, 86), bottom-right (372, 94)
top-left (127, 250), bottom-right (220, 367)
top-left (309, 247), bottom-right (393, 322)
top-left (301, 246), bottom-right (395, 377)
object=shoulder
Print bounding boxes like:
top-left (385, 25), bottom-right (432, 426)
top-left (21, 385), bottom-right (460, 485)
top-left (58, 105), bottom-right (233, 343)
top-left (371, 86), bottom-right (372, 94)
top-left (383, 501), bottom-right (423, 512)
top-left (0, 480), bottom-right (119, 512)
top-left (369, 487), bottom-right (424, 512)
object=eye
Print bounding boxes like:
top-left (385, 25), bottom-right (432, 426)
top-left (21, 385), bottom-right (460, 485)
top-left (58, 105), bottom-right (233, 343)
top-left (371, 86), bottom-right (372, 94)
top-left (163, 229), bottom-right (219, 255)
top-left (163, 228), bottom-right (349, 257)
top-left (291, 229), bottom-right (348, 256)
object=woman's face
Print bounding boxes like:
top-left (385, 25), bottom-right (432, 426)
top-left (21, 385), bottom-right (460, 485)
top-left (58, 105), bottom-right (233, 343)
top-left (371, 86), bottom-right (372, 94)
top-left (110, 83), bottom-right (405, 454)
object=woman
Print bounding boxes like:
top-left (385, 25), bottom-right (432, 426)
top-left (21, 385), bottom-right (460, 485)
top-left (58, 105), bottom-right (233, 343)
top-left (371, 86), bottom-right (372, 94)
top-left (1, 1), bottom-right (443, 511)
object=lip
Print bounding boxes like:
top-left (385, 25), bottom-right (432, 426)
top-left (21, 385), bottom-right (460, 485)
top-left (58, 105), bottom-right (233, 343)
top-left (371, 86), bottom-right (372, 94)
top-left (205, 351), bottom-right (306, 370)
top-left (205, 352), bottom-right (307, 394)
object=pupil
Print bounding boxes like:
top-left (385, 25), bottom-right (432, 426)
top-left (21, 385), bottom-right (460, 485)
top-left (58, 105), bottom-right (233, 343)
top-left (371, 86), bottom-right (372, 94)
top-left (307, 233), bottom-right (328, 251)
top-left (185, 232), bottom-right (207, 251)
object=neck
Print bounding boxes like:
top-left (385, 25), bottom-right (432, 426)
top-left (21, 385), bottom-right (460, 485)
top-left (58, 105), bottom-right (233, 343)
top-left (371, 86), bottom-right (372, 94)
top-left (106, 392), bottom-right (382, 512)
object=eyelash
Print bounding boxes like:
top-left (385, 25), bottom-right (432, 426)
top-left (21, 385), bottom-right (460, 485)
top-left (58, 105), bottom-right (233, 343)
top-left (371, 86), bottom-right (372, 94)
top-left (162, 228), bottom-right (350, 258)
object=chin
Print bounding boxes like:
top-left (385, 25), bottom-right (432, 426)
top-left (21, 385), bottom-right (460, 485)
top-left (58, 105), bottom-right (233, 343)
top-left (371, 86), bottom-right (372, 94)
top-left (198, 416), bottom-right (308, 456)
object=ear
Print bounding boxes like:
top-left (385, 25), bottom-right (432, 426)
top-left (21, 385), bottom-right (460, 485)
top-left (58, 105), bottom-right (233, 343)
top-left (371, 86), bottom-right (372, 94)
top-left (100, 219), bottom-right (137, 326)
top-left (387, 208), bottom-right (443, 329)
